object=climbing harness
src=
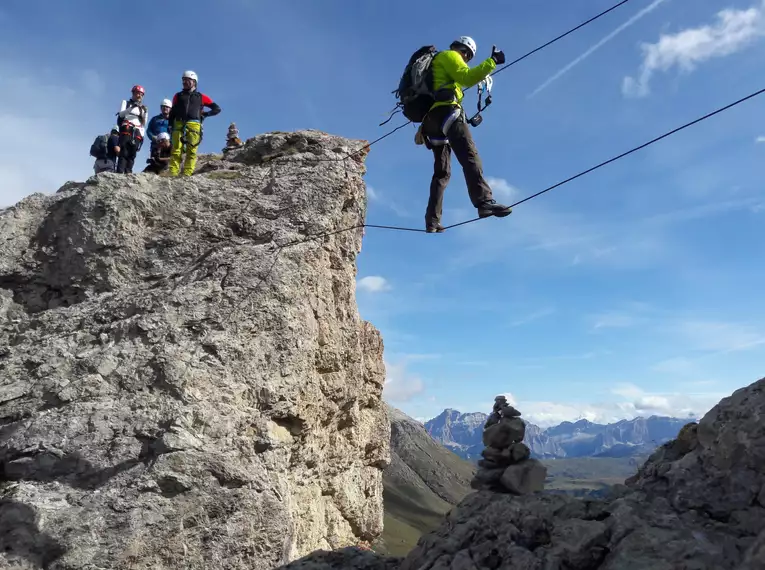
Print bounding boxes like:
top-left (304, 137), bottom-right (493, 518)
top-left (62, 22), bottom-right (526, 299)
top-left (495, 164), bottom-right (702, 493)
top-left (179, 119), bottom-right (204, 154)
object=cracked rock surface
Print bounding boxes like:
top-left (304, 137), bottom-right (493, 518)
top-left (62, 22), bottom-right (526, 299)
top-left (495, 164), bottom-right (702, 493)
top-left (0, 130), bottom-right (389, 569)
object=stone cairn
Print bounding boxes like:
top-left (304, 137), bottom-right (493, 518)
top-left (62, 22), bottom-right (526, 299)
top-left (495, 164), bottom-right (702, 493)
top-left (225, 122), bottom-right (244, 149)
top-left (470, 395), bottom-right (548, 494)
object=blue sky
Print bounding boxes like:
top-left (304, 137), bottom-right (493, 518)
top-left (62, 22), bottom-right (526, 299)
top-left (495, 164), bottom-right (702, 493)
top-left (1, 0), bottom-right (764, 426)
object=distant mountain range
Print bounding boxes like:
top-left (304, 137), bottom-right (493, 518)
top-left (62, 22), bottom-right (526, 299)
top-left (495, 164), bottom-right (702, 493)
top-left (424, 409), bottom-right (694, 460)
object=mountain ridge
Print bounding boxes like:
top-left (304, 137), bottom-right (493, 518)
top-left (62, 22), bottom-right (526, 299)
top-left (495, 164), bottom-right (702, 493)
top-left (425, 409), bottom-right (694, 460)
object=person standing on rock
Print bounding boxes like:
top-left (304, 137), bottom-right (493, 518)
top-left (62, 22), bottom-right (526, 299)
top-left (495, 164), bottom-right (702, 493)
top-left (419, 36), bottom-right (512, 233)
top-left (115, 85), bottom-right (149, 174)
top-left (146, 99), bottom-right (172, 154)
top-left (167, 70), bottom-right (221, 176)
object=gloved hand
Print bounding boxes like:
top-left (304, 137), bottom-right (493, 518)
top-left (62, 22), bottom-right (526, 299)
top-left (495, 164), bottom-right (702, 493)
top-left (491, 45), bottom-right (506, 65)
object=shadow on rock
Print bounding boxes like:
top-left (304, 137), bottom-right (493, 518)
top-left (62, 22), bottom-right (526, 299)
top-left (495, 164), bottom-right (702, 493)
top-left (0, 499), bottom-right (66, 568)
top-left (275, 546), bottom-right (401, 570)
top-left (2, 449), bottom-right (141, 490)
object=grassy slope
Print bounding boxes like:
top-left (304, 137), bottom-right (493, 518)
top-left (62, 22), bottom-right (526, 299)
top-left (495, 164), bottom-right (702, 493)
top-left (542, 456), bottom-right (647, 496)
top-left (378, 406), bottom-right (476, 556)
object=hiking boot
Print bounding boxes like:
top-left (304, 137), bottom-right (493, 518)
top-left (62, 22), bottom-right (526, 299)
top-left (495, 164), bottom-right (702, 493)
top-left (426, 223), bottom-right (445, 233)
top-left (477, 199), bottom-right (512, 218)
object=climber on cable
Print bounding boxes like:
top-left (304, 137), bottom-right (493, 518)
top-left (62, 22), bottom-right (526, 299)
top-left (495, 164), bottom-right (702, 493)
top-left (397, 36), bottom-right (512, 233)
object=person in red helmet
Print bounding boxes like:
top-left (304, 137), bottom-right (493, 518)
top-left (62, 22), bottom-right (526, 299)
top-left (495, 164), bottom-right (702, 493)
top-left (115, 85), bottom-right (149, 174)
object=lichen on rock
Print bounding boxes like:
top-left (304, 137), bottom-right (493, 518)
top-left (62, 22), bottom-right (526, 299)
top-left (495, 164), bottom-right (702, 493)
top-left (0, 130), bottom-right (389, 569)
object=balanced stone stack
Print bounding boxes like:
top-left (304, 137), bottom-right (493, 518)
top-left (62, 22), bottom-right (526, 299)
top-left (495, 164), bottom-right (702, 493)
top-left (470, 395), bottom-right (548, 494)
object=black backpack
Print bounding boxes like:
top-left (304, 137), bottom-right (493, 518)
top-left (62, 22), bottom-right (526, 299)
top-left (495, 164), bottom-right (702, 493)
top-left (89, 134), bottom-right (109, 159)
top-left (391, 46), bottom-right (439, 123)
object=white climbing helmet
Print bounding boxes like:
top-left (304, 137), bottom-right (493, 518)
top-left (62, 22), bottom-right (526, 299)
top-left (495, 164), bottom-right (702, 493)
top-left (182, 70), bottom-right (198, 83)
top-left (161, 98), bottom-right (172, 109)
top-left (157, 132), bottom-right (170, 142)
top-left (452, 36), bottom-right (477, 60)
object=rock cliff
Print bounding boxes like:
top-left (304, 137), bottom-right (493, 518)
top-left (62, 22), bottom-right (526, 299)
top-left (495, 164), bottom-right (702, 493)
top-left (0, 130), bottom-right (390, 569)
top-left (282, 376), bottom-right (765, 569)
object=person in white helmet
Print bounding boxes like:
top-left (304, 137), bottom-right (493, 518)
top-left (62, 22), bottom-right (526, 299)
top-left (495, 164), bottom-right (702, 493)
top-left (143, 132), bottom-right (172, 174)
top-left (167, 70), bottom-right (221, 176)
top-left (115, 84), bottom-right (149, 174)
top-left (146, 98), bottom-right (172, 153)
top-left (420, 36), bottom-right (509, 233)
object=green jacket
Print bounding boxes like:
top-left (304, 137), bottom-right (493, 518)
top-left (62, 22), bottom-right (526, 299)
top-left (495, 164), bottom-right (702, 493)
top-left (430, 49), bottom-right (497, 111)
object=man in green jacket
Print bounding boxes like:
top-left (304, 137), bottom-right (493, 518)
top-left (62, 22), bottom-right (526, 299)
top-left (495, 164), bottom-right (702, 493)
top-left (421, 36), bottom-right (510, 233)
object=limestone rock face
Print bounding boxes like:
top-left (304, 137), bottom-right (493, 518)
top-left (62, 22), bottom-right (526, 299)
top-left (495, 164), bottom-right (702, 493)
top-left (0, 130), bottom-right (389, 569)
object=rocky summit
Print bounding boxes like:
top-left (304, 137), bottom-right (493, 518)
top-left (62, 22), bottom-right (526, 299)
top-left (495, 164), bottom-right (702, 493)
top-left (282, 376), bottom-right (765, 570)
top-left (0, 130), bottom-right (390, 569)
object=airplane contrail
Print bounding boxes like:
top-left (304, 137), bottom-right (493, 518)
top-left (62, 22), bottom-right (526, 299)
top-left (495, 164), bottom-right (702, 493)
top-left (528, 0), bottom-right (669, 98)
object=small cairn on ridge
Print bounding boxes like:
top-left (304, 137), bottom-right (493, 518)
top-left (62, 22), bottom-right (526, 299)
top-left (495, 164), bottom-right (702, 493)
top-left (470, 395), bottom-right (548, 494)
top-left (224, 122), bottom-right (244, 149)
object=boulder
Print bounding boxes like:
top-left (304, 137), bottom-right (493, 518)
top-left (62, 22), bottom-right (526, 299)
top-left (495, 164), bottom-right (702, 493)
top-left (499, 458), bottom-right (547, 495)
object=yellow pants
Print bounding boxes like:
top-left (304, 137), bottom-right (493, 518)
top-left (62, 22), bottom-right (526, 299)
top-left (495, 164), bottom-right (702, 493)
top-left (169, 120), bottom-right (201, 176)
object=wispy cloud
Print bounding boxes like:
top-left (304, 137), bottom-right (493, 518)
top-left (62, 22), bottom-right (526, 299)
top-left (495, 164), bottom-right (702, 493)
top-left (651, 356), bottom-right (697, 375)
top-left (529, 0), bottom-right (669, 98)
top-left (364, 184), bottom-right (411, 218)
top-left (756, 135), bottom-right (765, 143)
top-left (668, 319), bottom-right (765, 353)
top-left (510, 307), bottom-right (556, 327)
top-left (383, 359), bottom-right (425, 403)
top-left (487, 176), bottom-right (520, 200)
top-left (357, 275), bottom-right (391, 293)
top-left (623, 1), bottom-right (765, 97)
top-left (591, 312), bottom-right (643, 329)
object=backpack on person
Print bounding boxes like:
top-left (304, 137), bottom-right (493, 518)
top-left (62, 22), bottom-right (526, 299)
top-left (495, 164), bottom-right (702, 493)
top-left (384, 45), bottom-right (439, 125)
top-left (89, 134), bottom-right (109, 159)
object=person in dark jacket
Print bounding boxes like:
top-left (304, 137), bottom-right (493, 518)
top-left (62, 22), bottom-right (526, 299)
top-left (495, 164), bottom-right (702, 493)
top-left (167, 70), bottom-right (221, 176)
top-left (93, 128), bottom-right (121, 174)
top-left (146, 98), bottom-right (171, 152)
top-left (143, 132), bottom-right (172, 174)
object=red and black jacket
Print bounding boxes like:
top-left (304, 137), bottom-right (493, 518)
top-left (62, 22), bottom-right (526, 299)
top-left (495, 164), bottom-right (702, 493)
top-left (169, 89), bottom-right (221, 123)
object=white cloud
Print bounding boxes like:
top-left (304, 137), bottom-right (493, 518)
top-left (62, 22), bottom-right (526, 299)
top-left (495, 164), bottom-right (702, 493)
top-left (491, 384), bottom-right (722, 427)
top-left (624, 1), bottom-right (765, 97)
top-left (529, 0), bottom-right (668, 98)
top-left (366, 184), bottom-right (379, 201)
top-left (383, 360), bottom-right (425, 403)
top-left (487, 177), bottom-right (520, 200)
top-left (756, 136), bottom-right (765, 143)
top-left (356, 275), bottom-right (391, 293)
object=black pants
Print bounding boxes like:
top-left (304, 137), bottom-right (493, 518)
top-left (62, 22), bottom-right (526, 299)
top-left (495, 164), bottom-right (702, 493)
top-left (422, 105), bottom-right (493, 226)
top-left (116, 132), bottom-right (143, 174)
